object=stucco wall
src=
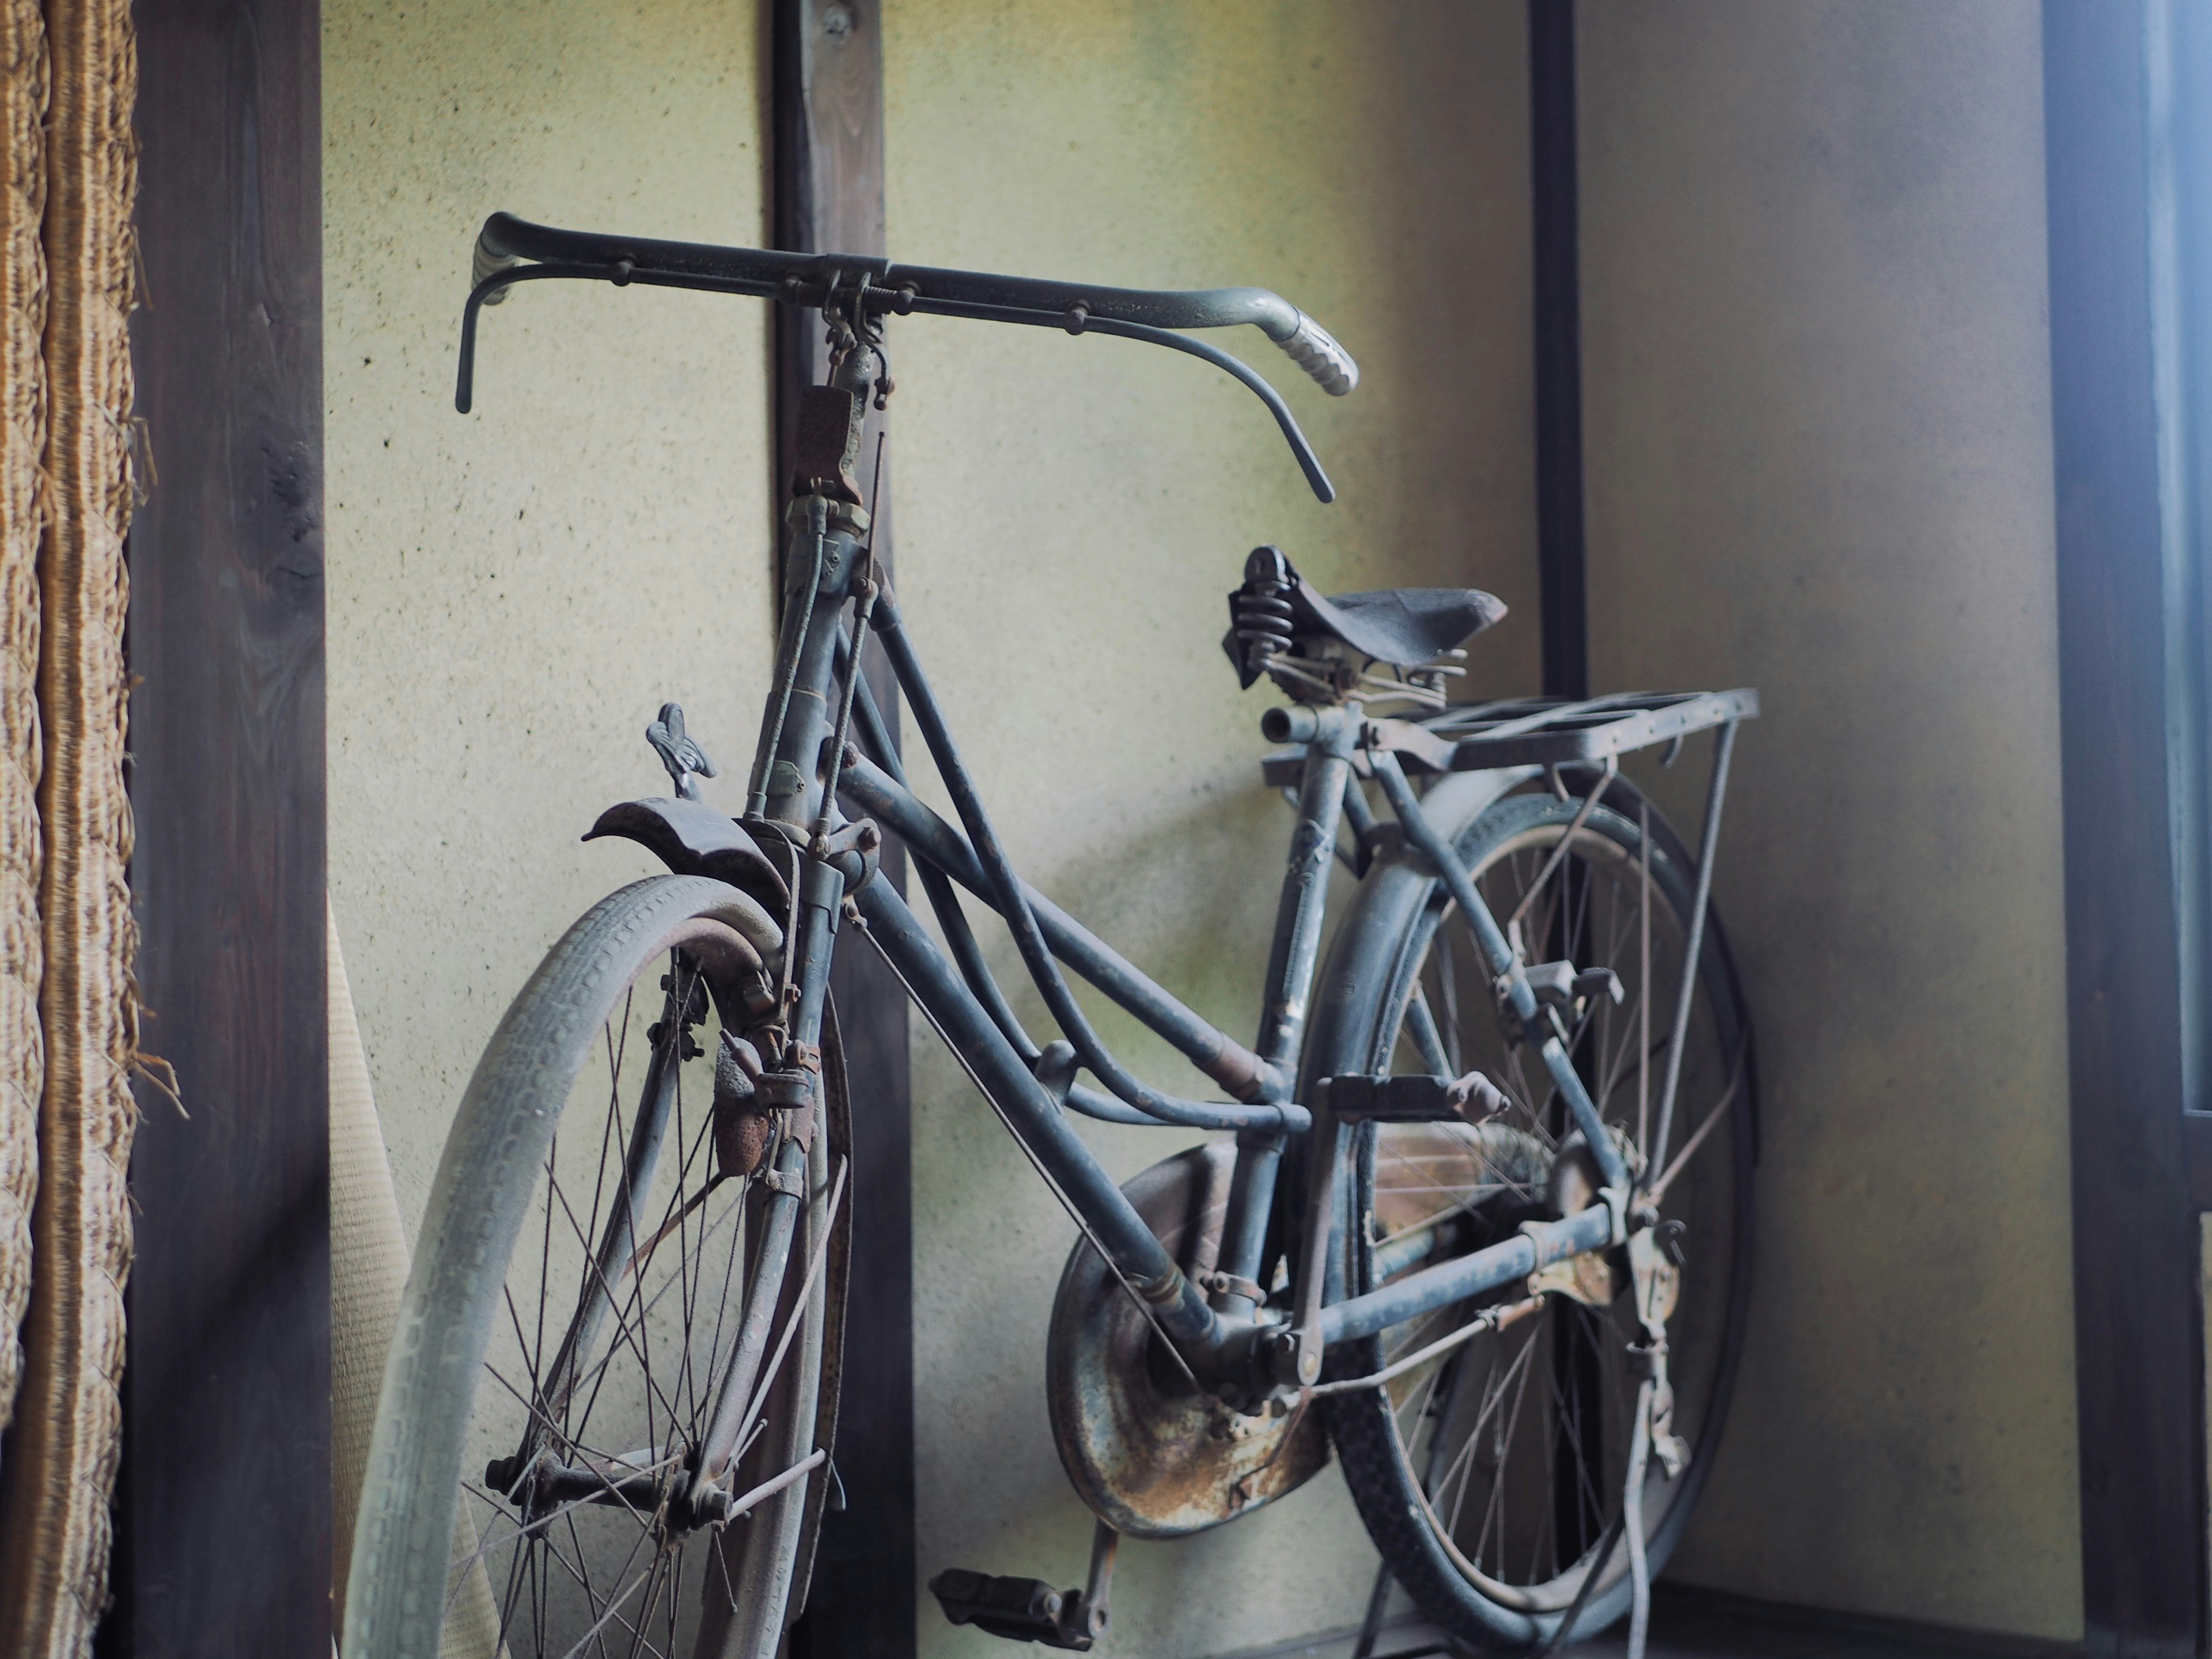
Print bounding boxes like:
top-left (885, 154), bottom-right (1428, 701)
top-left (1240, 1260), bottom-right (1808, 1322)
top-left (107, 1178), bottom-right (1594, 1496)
top-left (323, 0), bottom-right (775, 1234)
top-left (880, 6), bottom-right (1537, 1653)
top-left (1576, 2), bottom-right (2081, 1638)
top-left (324, 1), bottom-right (1539, 1653)
top-left (325, 0), bottom-right (2080, 1650)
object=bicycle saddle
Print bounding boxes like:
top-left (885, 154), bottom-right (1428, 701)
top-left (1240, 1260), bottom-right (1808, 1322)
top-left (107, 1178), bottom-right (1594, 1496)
top-left (1225, 546), bottom-right (1506, 688)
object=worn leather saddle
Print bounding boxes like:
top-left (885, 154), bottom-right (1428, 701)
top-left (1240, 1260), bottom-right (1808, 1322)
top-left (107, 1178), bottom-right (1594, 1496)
top-left (1223, 545), bottom-right (1506, 688)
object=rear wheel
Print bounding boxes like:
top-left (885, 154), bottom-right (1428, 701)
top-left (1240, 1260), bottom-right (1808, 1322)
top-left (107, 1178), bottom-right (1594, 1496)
top-left (1315, 781), bottom-right (1754, 1649)
top-left (343, 875), bottom-right (850, 1659)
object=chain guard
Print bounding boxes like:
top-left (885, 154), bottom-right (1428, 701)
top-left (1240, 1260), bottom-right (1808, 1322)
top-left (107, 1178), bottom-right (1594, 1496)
top-left (1044, 1142), bottom-right (1328, 1537)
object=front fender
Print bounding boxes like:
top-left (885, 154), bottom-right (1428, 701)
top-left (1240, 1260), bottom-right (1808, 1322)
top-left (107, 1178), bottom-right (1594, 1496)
top-left (584, 797), bottom-right (790, 903)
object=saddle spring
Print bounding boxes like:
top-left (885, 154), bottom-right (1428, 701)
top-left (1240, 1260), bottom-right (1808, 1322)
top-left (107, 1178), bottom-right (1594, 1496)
top-left (1232, 547), bottom-right (1297, 680)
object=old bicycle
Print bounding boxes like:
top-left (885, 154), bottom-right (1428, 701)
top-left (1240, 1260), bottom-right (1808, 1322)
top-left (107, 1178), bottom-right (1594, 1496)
top-left (342, 212), bottom-right (1759, 1659)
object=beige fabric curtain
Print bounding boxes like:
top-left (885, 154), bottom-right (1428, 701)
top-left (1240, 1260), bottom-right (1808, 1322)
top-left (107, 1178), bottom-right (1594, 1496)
top-left (330, 902), bottom-right (408, 1628)
top-left (331, 905), bottom-right (501, 1658)
top-left (0, 0), bottom-right (139, 1652)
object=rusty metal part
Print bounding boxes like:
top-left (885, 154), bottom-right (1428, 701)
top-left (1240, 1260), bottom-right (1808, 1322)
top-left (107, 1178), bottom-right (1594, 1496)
top-left (1524, 1128), bottom-right (1630, 1306)
top-left (1046, 1142), bottom-right (1327, 1536)
top-left (1195, 1268), bottom-right (1266, 1305)
top-left (713, 1031), bottom-right (771, 1177)
top-left (1627, 1224), bottom-right (1681, 1330)
top-left (714, 1031), bottom-right (819, 1170)
top-left (789, 382), bottom-right (865, 503)
top-left (718, 1113), bottom-right (775, 1180)
top-left (1527, 1248), bottom-right (1623, 1308)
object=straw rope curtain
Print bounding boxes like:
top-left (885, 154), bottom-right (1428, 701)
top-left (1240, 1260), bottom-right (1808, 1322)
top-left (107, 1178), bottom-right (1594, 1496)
top-left (0, 0), bottom-right (46, 1456)
top-left (0, 0), bottom-right (138, 1650)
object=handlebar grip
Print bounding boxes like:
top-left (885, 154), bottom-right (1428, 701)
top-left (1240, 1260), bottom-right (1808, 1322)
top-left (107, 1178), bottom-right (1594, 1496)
top-left (1277, 311), bottom-right (1358, 396)
top-left (472, 229), bottom-right (522, 305)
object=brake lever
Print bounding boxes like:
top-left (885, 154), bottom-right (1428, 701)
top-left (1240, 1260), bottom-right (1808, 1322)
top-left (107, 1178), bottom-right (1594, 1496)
top-left (456, 262), bottom-right (597, 412)
top-left (1066, 312), bottom-right (1336, 502)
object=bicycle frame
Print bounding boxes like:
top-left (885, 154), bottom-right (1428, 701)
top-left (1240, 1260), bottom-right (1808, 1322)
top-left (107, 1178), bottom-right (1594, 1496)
top-left (381, 213), bottom-right (1771, 1659)
top-left (750, 470), bottom-right (1724, 1407)
top-left (453, 210), bottom-right (1749, 1408)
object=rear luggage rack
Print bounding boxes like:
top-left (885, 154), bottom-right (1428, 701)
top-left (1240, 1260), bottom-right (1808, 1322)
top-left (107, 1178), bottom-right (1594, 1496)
top-left (1261, 688), bottom-right (1758, 786)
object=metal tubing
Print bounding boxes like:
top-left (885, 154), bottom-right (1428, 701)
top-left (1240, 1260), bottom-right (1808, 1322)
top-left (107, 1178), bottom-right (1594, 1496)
top-left (835, 623), bottom-right (902, 784)
top-left (919, 862), bottom-right (1037, 1059)
top-left (1256, 716), bottom-right (1355, 1067)
top-left (699, 1132), bottom-right (810, 1482)
top-left (1066, 1083), bottom-right (1179, 1127)
top-left (1404, 990), bottom-right (1452, 1078)
top-left (1320, 1202), bottom-right (1613, 1346)
top-left (747, 497), bottom-right (832, 818)
top-left (839, 748), bottom-right (1300, 1127)
top-left (1339, 771), bottom-right (1378, 866)
top-left (1213, 1134), bottom-right (1283, 1313)
top-left (1288, 1112), bottom-right (1342, 1385)
top-left (1623, 1379), bottom-right (1656, 1659)
top-left (812, 582), bottom-right (877, 839)
top-left (1370, 1215), bottom-right (1463, 1283)
top-left (459, 214), bottom-right (1349, 500)
top-left (873, 596), bottom-right (1302, 1132)
top-left (854, 875), bottom-right (1221, 1351)
top-left (791, 854), bottom-right (844, 1050)
top-left (1369, 752), bottom-right (1627, 1191)
top-left (826, 710), bottom-right (1249, 1131)
top-left (1647, 719), bottom-right (1737, 1178)
top-left (772, 535), bottom-right (869, 831)
top-left (833, 625), bottom-right (1048, 1066)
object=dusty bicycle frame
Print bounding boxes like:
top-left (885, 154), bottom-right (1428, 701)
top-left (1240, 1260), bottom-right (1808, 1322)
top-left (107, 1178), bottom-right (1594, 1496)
top-left (459, 210), bottom-right (1753, 1518)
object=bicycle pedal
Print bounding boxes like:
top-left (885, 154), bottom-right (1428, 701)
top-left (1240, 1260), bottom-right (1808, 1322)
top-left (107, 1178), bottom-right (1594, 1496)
top-left (929, 1568), bottom-right (1096, 1650)
top-left (1323, 1070), bottom-right (1507, 1122)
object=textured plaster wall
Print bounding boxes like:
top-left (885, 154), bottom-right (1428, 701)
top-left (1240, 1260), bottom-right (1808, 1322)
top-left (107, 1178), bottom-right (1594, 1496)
top-left (880, 5), bottom-right (1537, 1654)
top-left (1575, 3), bottom-right (2081, 1639)
top-left (324, 1), bottom-right (1539, 1652)
top-left (324, 2), bottom-right (2078, 1652)
top-left (322, 0), bottom-right (774, 1236)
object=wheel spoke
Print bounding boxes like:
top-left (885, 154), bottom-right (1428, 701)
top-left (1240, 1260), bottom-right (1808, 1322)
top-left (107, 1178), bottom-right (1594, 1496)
top-left (543, 1166), bottom-right (687, 1438)
top-left (1344, 793), bottom-right (1746, 1612)
top-left (1404, 984), bottom-right (1454, 1078)
top-left (358, 892), bottom-right (825, 1659)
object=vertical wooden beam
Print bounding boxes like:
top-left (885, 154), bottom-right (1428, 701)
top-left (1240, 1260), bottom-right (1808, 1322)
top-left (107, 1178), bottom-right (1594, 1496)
top-left (2042, 3), bottom-right (2203, 1654)
top-left (1529, 0), bottom-right (1587, 703)
top-left (109, 0), bottom-right (329, 1652)
top-left (774, 4), bottom-right (915, 1655)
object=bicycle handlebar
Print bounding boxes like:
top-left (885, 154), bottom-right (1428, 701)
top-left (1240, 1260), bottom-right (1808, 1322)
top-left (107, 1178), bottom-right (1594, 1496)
top-left (459, 212), bottom-right (1356, 501)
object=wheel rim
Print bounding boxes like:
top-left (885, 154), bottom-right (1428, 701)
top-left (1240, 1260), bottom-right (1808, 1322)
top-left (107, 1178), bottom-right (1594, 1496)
top-left (448, 938), bottom-right (826, 1659)
top-left (1354, 797), bottom-right (1749, 1616)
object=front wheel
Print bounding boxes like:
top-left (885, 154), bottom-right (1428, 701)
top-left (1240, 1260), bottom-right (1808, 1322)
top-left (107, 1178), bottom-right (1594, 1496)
top-left (1309, 778), bottom-right (1755, 1649)
top-left (343, 875), bottom-right (851, 1659)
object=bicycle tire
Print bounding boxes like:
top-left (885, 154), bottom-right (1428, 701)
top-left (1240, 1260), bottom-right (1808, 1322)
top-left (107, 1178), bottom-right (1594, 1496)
top-left (343, 874), bottom-right (850, 1659)
top-left (1306, 780), bottom-right (1755, 1649)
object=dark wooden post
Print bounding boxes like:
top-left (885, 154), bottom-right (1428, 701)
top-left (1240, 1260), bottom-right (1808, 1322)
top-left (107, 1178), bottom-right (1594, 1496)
top-left (108, 0), bottom-right (329, 1653)
top-left (774, 3), bottom-right (916, 1654)
top-left (1529, 0), bottom-right (1586, 703)
top-left (2043, 3), bottom-right (2206, 1654)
